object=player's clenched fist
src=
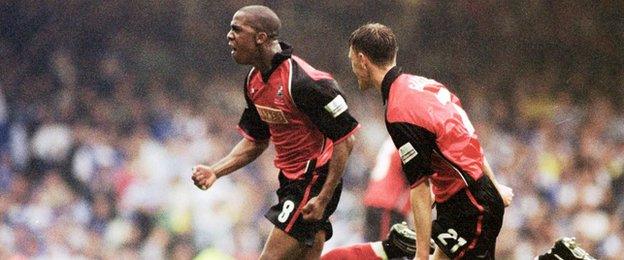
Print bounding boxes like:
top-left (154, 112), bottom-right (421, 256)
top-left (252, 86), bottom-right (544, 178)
top-left (191, 165), bottom-right (217, 190)
top-left (301, 196), bottom-right (328, 221)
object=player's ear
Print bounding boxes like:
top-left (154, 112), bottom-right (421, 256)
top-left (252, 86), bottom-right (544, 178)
top-left (357, 52), bottom-right (369, 67)
top-left (255, 32), bottom-right (268, 45)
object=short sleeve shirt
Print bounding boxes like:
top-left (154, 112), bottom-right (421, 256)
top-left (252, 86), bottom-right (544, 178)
top-left (382, 67), bottom-right (484, 202)
top-left (238, 42), bottom-right (360, 180)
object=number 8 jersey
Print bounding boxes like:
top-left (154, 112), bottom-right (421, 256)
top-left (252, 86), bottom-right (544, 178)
top-left (381, 66), bottom-right (485, 203)
top-left (238, 42), bottom-right (360, 181)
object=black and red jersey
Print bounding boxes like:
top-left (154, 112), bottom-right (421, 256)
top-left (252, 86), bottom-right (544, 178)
top-left (381, 66), bottom-right (485, 203)
top-left (238, 42), bottom-right (360, 180)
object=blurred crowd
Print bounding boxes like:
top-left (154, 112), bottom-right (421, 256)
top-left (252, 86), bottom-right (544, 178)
top-left (0, 0), bottom-right (622, 259)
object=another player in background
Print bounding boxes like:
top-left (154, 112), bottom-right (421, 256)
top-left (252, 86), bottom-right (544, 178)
top-left (321, 138), bottom-right (430, 260)
top-left (363, 137), bottom-right (410, 241)
top-left (346, 23), bottom-right (595, 260)
top-left (191, 6), bottom-right (413, 260)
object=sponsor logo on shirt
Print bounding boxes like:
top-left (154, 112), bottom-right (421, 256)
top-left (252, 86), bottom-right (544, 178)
top-left (399, 142), bottom-right (418, 164)
top-left (255, 104), bottom-right (289, 124)
top-left (324, 95), bottom-right (347, 118)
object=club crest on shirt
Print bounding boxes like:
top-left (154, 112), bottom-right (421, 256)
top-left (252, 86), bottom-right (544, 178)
top-left (274, 85), bottom-right (285, 105)
top-left (255, 104), bottom-right (288, 124)
top-left (277, 85), bottom-right (283, 97)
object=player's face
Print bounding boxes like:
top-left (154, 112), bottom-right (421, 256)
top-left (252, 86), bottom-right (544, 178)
top-left (227, 12), bottom-right (260, 65)
top-left (348, 46), bottom-right (373, 91)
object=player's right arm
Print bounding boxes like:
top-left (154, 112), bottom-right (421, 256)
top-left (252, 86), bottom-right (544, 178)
top-left (290, 78), bottom-right (360, 221)
top-left (192, 71), bottom-right (271, 190)
top-left (192, 138), bottom-right (268, 190)
top-left (410, 180), bottom-right (432, 260)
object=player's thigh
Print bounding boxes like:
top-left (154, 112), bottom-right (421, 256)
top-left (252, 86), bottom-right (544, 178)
top-left (432, 178), bottom-right (504, 259)
top-left (431, 190), bottom-right (486, 258)
top-left (261, 227), bottom-right (326, 260)
top-left (261, 227), bottom-right (304, 260)
top-left (301, 230), bottom-right (326, 260)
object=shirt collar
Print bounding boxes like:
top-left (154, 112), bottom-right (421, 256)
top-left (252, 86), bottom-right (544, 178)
top-left (381, 66), bottom-right (402, 105)
top-left (261, 42), bottom-right (293, 82)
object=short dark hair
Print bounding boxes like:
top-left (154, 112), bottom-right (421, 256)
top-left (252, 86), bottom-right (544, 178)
top-left (349, 23), bottom-right (397, 66)
top-left (239, 5), bottom-right (281, 39)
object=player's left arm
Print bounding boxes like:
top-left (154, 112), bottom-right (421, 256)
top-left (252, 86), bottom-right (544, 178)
top-left (453, 90), bottom-right (514, 207)
top-left (481, 157), bottom-right (513, 206)
top-left (291, 78), bottom-right (360, 221)
top-left (303, 134), bottom-right (355, 221)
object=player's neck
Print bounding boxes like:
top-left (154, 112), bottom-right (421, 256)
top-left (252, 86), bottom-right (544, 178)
top-left (371, 63), bottom-right (396, 91)
top-left (254, 41), bottom-right (282, 74)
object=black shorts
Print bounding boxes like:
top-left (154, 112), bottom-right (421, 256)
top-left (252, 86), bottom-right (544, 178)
top-left (364, 207), bottom-right (407, 241)
top-left (431, 176), bottom-right (504, 259)
top-left (265, 162), bottom-right (342, 246)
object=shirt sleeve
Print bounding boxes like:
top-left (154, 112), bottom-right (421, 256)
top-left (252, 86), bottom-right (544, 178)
top-left (386, 122), bottom-right (436, 186)
top-left (291, 78), bottom-right (359, 142)
top-left (237, 77), bottom-right (270, 142)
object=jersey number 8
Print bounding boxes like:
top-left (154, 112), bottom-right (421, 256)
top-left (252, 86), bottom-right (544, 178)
top-left (278, 200), bottom-right (295, 223)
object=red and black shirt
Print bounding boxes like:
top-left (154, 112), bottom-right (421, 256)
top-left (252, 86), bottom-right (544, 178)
top-left (238, 42), bottom-right (360, 180)
top-left (382, 66), bottom-right (485, 202)
top-left (363, 138), bottom-right (411, 215)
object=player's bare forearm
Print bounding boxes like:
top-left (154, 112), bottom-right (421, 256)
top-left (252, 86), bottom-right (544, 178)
top-left (317, 135), bottom-right (355, 203)
top-left (410, 180), bottom-right (432, 260)
top-left (212, 138), bottom-right (269, 177)
top-left (481, 157), bottom-right (500, 186)
top-left (481, 157), bottom-right (514, 206)
top-left (302, 135), bottom-right (354, 221)
top-left (192, 138), bottom-right (268, 190)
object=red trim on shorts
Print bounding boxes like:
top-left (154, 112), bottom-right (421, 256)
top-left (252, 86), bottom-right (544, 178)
top-left (457, 188), bottom-right (485, 259)
top-left (380, 209), bottom-right (391, 240)
top-left (285, 174), bottom-right (319, 232)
